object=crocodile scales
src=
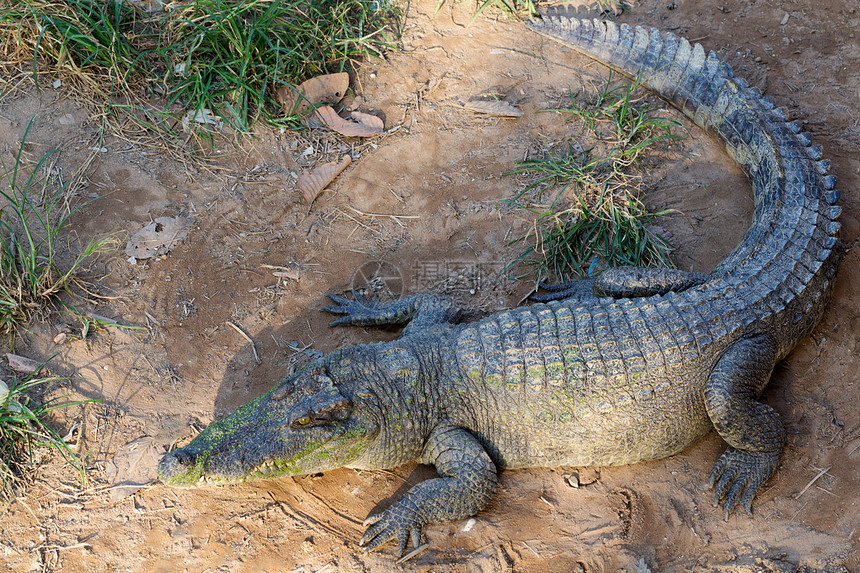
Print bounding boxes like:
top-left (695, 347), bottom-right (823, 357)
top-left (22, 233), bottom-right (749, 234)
top-left (158, 15), bottom-right (842, 557)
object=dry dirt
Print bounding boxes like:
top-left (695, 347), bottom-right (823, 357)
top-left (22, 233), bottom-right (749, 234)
top-left (1, 0), bottom-right (859, 571)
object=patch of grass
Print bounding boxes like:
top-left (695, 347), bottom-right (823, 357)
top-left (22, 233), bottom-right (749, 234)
top-left (0, 373), bottom-right (95, 498)
top-left (434, 0), bottom-right (539, 22)
top-left (159, 0), bottom-right (397, 131)
top-left (471, 0), bottom-right (539, 20)
top-left (593, 0), bottom-right (628, 16)
top-left (556, 74), bottom-right (680, 169)
top-left (0, 120), bottom-right (113, 336)
top-left (507, 74), bottom-right (681, 280)
top-left (0, 0), bottom-right (398, 136)
top-left (0, 0), bottom-right (151, 94)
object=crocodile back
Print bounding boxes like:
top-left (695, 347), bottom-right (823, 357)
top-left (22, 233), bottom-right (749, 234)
top-left (452, 300), bottom-right (718, 469)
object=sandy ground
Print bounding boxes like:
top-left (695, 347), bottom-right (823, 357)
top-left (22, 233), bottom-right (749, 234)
top-left (0, 0), bottom-right (859, 571)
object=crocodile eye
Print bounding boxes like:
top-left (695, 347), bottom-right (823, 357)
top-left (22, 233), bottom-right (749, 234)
top-left (292, 415), bottom-right (313, 428)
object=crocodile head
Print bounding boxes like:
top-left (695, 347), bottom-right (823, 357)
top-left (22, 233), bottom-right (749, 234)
top-left (158, 356), bottom-right (379, 487)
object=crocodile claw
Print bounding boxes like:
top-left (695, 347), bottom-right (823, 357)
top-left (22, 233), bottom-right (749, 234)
top-left (321, 292), bottom-right (378, 327)
top-left (360, 506), bottom-right (422, 556)
top-left (708, 447), bottom-right (781, 520)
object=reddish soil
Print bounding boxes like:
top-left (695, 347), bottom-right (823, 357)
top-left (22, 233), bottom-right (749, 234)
top-left (1, 0), bottom-right (858, 571)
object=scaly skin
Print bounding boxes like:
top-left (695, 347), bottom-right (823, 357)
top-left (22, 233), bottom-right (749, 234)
top-left (159, 14), bottom-right (841, 558)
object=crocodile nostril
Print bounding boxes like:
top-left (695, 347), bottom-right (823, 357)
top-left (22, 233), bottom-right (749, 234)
top-left (173, 449), bottom-right (194, 467)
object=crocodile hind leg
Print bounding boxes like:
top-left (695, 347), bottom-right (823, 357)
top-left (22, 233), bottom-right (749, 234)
top-left (529, 277), bottom-right (597, 302)
top-left (532, 266), bottom-right (708, 302)
top-left (360, 424), bottom-right (497, 557)
top-left (704, 333), bottom-right (786, 520)
top-left (322, 292), bottom-right (461, 336)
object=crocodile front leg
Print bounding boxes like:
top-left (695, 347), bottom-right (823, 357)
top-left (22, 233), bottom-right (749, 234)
top-left (360, 424), bottom-right (498, 556)
top-left (704, 334), bottom-right (785, 520)
top-left (322, 292), bottom-right (460, 336)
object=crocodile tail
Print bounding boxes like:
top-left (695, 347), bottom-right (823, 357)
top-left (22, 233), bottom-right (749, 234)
top-left (527, 15), bottom-right (841, 201)
top-left (527, 15), bottom-right (840, 355)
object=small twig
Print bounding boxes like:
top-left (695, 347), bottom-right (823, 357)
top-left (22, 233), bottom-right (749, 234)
top-left (794, 466), bottom-right (831, 499)
top-left (226, 321), bottom-right (260, 364)
top-left (789, 500), bottom-right (809, 523)
top-left (521, 541), bottom-right (541, 558)
top-left (395, 543), bottom-right (430, 564)
top-left (42, 542), bottom-right (92, 552)
top-left (15, 499), bottom-right (39, 520)
top-left (344, 205), bottom-right (419, 227)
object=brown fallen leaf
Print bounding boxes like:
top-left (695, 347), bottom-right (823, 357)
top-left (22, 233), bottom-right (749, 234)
top-left (298, 155), bottom-right (352, 204)
top-left (349, 110), bottom-right (384, 130)
top-left (124, 216), bottom-right (190, 261)
top-left (105, 436), bottom-right (164, 502)
top-left (463, 99), bottom-right (524, 117)
top-left (312, 105), bottom-right (384, 137)
top-left (6, 353), bottom-right (43, 374)
top-left (278, 72), bottom-right (350, 115)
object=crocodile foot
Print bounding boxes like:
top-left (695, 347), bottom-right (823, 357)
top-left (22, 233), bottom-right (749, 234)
top-left (360, 501), bottom-right (424, 556)
top-left (529, 278), bottom-right (596, 302)
top-left (321, 291), bottom-right (384, 327)
top-left (708, 447), bottom-right (781, 520)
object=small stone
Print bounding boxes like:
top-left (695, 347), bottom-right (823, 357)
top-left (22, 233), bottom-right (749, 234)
top-left (53, 333), bottom-right (67, 344)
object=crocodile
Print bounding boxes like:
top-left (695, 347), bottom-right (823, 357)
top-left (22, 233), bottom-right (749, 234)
top-left (158, 14), bottom-right (841, 558)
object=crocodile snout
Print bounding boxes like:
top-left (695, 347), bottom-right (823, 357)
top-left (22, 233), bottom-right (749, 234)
top-left (158, 448), bottom-right (199, 484)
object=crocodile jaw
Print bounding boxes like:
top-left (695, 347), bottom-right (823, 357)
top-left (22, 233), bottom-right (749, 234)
top-left (158, 367), bottom-right (378, 488)
top-left (158, 421), bottom-right (355, 488)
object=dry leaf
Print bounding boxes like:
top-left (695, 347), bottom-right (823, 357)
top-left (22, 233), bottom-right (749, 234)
top-left (312, 105), bottom-right (384, 137)
top-left (106, 436), bottom-right (164, 502)
top-left (278, 72), bottom-right (350, 115)
top-left (125, 216), bottom-right (190, 261)
top-left (464, 99), bottom-right (523, 117)
top-left (6, 353), bottom-right (43, 374)
top-left (272, 270), bottom-right (301, 282)
top-left (0, 379), bottom-right (22, 413)
top-left (298, 155), bottom-right (352, 204)
top-left (180, 107), bottom-right (223, 132)
top-left (348, 110), bottom-right (384, 130)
